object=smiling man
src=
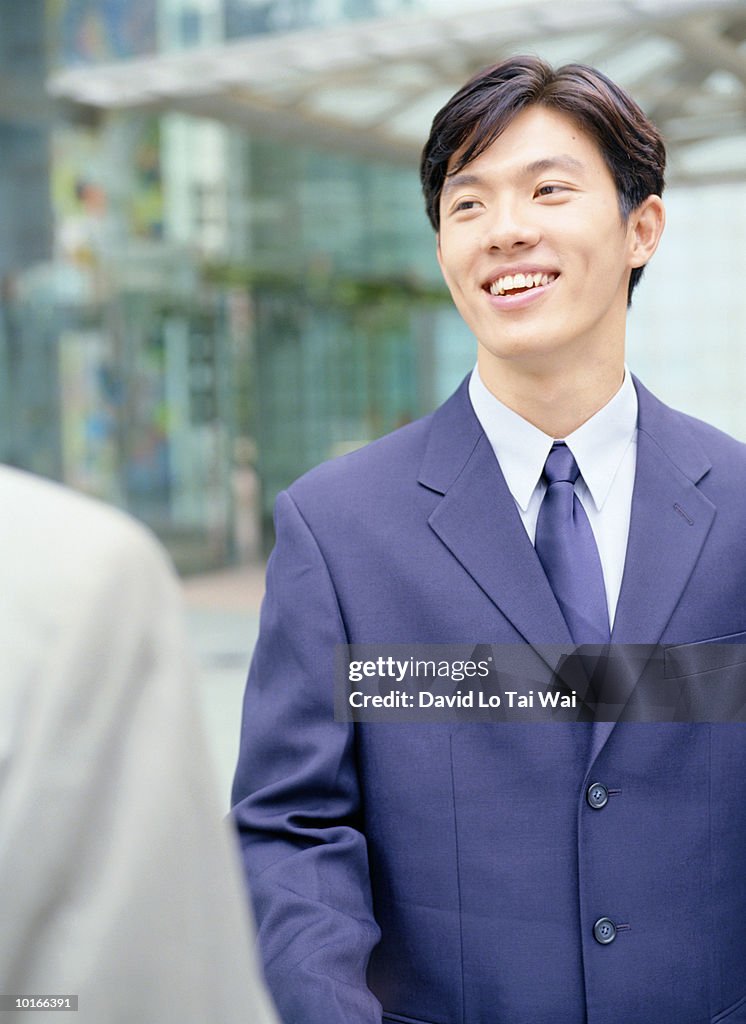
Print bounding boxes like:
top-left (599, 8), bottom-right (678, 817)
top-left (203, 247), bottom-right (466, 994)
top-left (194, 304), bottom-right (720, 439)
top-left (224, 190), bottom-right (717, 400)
top-left (232, 56), bottom-right (746, 1024)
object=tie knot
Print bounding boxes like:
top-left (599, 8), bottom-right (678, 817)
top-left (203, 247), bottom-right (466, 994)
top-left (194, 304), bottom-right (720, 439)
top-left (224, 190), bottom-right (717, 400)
top-left (543, 443), bottom-right (580, 486)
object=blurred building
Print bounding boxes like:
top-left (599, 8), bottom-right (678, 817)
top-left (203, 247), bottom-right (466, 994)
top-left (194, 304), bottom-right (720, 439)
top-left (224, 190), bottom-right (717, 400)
top-left (2, 0), bottom-right (746, 569)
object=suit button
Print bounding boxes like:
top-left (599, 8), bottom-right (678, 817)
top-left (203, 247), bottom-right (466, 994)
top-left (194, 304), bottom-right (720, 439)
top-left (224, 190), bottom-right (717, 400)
top-left (586, 782), bottom-right (609, 809)
top-left (593, 917), bottom-right (617, 945)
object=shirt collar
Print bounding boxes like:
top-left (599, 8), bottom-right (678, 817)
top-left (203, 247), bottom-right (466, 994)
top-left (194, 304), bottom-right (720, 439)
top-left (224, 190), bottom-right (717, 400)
top-left (468, 366), bottom-right (638, 513)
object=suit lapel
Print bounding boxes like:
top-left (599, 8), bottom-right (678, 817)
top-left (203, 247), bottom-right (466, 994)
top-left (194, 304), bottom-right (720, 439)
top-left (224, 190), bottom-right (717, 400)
top-left (419, 379), bottom-right (573, 647)
top-left (429, 433), bottom-right (575, 646)
top-left (589, 378), bottom-right (717, 764)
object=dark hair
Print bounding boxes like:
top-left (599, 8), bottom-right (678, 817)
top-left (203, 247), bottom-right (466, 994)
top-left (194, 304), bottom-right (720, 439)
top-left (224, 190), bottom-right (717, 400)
top-left (420, 55), bottom-right (666, 302)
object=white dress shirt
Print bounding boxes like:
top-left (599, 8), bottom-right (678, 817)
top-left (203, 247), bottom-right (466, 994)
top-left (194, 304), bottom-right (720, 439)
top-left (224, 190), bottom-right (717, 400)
top-left (468, 367), bottom-right (638, 628)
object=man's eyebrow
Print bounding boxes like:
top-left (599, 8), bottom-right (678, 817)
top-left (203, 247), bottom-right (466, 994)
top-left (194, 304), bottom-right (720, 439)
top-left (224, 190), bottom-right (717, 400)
top-left (441, 172), bottom-right (484, 197)
top-left (523, 155), bottom-right (586, 176)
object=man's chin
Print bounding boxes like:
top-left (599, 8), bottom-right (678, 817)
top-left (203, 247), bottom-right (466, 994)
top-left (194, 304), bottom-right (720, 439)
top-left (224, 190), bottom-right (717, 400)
top-left (476, 335), bottom-right (571, 372)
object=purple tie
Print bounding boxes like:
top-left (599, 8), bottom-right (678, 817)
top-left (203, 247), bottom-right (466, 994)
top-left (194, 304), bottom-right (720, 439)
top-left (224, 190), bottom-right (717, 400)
top-left (535, 443), bottom-right (610, 644)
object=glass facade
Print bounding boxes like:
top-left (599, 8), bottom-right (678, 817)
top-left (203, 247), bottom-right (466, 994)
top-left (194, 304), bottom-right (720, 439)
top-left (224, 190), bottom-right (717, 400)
top-left (47, 0), bottom-right (420, 64)
top-left (213, 134), bottom-right (466, 542)
top-left (47, 0), bottom-right (158, 66)
top-left (2, 0), bottom-right (465, 568)
top-left (0, 0), bottom-right (56, 474)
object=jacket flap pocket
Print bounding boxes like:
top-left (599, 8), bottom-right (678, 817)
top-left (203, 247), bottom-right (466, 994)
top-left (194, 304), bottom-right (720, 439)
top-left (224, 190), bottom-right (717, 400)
top-left (665, 631), bottom-right (746, 679)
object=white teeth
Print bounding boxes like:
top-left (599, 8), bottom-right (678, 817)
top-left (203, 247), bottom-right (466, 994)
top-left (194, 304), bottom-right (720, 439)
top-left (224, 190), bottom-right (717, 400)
top-left (489, 272), bottom-right (556, 295)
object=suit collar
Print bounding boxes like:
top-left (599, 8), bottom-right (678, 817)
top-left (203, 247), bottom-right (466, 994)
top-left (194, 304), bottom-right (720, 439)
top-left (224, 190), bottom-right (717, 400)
top-left (417, 375), bottom-right (482, 496)
top-left (632, 374), bottom-right (711, 485)
top-left (418, 372), bottom-right (717, 669)
top-left (610, 377), bottom-right (715, 644)
top-left (420, 372), bottom-right (713, 493)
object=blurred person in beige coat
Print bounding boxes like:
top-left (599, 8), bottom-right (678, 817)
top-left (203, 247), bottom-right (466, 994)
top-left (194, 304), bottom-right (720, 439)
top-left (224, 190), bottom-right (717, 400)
top-left (0, 465), bottom-right (278, 1024)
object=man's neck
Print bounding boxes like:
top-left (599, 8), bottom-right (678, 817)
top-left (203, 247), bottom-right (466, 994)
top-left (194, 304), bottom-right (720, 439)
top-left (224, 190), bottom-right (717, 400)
top-left (476, 355), bottom-right (626, 438)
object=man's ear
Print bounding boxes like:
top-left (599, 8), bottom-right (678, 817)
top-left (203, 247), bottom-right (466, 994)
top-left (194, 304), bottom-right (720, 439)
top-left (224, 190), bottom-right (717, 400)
top-left (629, 195), bottom-right (665, 269)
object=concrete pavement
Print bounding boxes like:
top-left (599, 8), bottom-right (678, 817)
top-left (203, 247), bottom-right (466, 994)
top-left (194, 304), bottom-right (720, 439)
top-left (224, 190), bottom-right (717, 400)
top-left (181, 565), bottom-right (266, 808)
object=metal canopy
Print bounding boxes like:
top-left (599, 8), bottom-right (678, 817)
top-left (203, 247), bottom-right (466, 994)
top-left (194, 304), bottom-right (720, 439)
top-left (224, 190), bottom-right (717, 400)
top-left (48, 0), bottom-right (746, 186)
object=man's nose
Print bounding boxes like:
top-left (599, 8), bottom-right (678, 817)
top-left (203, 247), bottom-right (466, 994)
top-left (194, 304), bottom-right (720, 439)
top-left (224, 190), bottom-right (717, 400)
top-left (483, 200), bottom-right (541, 251)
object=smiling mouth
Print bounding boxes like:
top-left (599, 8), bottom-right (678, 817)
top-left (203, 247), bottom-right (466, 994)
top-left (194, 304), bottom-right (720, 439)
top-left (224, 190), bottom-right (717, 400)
top-left (487, 272), bottom-right (558, 296)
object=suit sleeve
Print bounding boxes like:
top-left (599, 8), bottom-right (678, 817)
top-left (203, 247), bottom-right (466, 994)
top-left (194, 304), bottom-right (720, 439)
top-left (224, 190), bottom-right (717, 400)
top-left (231, 489), bottom-right (383, 1024)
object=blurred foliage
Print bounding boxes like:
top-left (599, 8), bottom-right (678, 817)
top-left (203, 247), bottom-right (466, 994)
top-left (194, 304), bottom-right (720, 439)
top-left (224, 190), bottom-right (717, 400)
top-left (202, 260), bottom-right (450, 312)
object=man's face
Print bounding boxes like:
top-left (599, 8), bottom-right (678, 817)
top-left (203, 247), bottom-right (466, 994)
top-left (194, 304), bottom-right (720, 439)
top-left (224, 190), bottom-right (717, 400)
top-left (436, 105), bottom-right (652, 380)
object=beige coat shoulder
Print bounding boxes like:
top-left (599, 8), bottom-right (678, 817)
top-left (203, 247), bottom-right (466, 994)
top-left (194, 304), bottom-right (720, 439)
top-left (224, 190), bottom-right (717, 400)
top-left (0, 467), bottom-right (277, 1024)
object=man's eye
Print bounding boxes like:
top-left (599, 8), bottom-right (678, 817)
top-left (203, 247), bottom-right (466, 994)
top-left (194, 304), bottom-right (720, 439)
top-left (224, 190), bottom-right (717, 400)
top-left (454, 199), bottom-right (480, 211)
top-left (535, 184), bottom-right (564, 197)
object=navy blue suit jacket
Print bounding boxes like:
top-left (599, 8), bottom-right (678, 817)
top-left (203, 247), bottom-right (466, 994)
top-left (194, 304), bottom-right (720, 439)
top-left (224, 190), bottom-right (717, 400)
top-left (232, 377), bottom-right (746, 1024)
